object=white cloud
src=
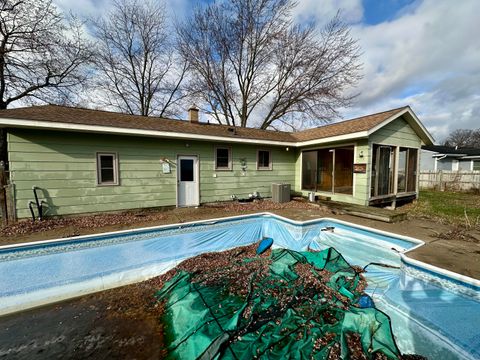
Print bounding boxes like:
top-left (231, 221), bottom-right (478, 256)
top-left (343, 0), bottom-right (480, 142)
top-left (51, 0), bottom-right (480, 142)
top-left (53, 0), bottom-right (111, 16)
top-left (293, 0), bottom-right (363, 26)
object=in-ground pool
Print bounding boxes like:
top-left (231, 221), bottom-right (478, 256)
top-left (0, 213), bottom-right (479, 359)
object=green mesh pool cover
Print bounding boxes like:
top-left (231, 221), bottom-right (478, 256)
top-left (156, 247), bottom-right (401, 359)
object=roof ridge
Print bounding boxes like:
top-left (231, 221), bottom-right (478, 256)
top-left (30, 104), bottom-right (293, 136)
top-left (296, 106), bottom-right (409, 135)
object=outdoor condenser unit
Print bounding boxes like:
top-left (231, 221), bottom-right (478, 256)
top-left (271, 183), bottom-right (291, 203)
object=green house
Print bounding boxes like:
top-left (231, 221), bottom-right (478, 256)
top-left (0, 105), bottom-right (434, 219)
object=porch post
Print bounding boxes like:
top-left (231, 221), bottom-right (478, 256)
top-left (392, 146), bottom-right (399, 208)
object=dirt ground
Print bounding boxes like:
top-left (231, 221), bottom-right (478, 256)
top-left (0, 199), bottom-right (478, 359)
top-left (0, 288), bottom-right (165, 360)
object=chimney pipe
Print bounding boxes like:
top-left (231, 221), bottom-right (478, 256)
top-left (188, 106), bottom-right (199, 123)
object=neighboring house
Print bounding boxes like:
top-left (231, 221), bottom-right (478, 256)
top-left (0, 105), bottom-right (433, 218)
top-left (421, 145), bottom-right (480, 172)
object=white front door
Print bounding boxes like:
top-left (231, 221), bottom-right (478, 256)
top-left (177, 155), bottom-right (199, 207)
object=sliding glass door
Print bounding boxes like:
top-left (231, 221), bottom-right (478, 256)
top-left (301, 151), bottom-right (317, 191)
top-left (317, 149), bottom-right (333, 192)
top-left (334, 147), bottom-right (354, 194)
top-left (301, 147), bottom-right (354, 195)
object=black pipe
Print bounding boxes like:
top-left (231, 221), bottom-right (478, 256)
top-left (32, 186), bottom-right (42, 221)
top-left (41, 201), bottom-right (48, 218)
top-left (28, 201), bottom-right (36, 222)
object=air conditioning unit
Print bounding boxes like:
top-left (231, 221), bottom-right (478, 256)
top-left (271, 183), bottom-right (291, 203)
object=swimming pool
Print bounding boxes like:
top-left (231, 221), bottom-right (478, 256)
top-left (0, 213), bottom-right (479, 359)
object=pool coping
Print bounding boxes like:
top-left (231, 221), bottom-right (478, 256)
top-left (0, 212), bottom-right (479, 314)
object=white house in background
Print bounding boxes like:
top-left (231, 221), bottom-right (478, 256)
top-left (421, 145), bottom-right (480, 171)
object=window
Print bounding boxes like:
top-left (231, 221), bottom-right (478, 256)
top-left (301, 146), bottom-right (354, 195)
top-left (180, 159), bottom-right (194, 181)
top-left (371, 145), bottom-right (418, 197)
top-left (371, 145), bottom-right (395, 197)
top-left (96, 153), bottom-right (119, 185)
top-left (257, 150), bottom-right (272, 170)
top-left (215, 147), bottom-right (232, 170)
top-left (406, 148), bottom-right (418, 192)
top-left (397, 148), bottom-right (408, 192)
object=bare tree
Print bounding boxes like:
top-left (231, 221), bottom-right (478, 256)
top-left (0, 0), bottom-right (93, 109)
top-left (178, 0), bottom-right (361, 129)
top-left (444, 129), bottom-right (480, 148)
top-left (91, 0), bottom-right (188, 117)
top-left (0, 0), bottom-right (92, 166)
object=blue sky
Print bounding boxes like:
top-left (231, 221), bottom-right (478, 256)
top-left (362, 0), bottom-right (416, 25)
top-left (53, 0), bottom-right (480, 142)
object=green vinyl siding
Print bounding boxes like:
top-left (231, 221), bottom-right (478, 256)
top-left (294, 140), bottom-right (370, 206)
top-left (369, 116), bottom-right (422, 148)
top-left (8, 129), bottom-right (295, 218)
top-left (474, 161), bottom-right (480, 171)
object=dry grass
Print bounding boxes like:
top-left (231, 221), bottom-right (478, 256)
top-left (407, 190), bottom-right (480, 228)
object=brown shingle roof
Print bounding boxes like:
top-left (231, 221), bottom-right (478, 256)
top-left (293, 107), bottom-right (408, 141)
top-left (0, 104), bottom-right (408, 144)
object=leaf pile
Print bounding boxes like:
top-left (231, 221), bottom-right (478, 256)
top-left (0, 210), bottom-right (167, 237)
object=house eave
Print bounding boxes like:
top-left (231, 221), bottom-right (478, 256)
top-left (0, 117), bottom-right (369, 147)
top-left (0, 118), bottom-right (298, 147)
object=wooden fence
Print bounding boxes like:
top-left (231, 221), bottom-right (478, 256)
top-left (0, 162), bottom-right (16, 224)
top-left (419, 171), bottom-right (480, 191)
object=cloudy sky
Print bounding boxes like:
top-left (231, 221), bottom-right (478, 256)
top-left (53, 0), bottom-right (480, 142)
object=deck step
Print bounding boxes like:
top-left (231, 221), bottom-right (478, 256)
top-left (316, 200), bottom-right (408, 223)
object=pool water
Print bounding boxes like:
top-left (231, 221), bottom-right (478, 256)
top-left (0, 213), bottom-right (479, 359)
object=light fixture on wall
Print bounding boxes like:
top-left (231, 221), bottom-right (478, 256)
top-left (286, 147), bottom-right (290, 151)
top-left (359, 150), bottom-right (364, 158)
top-left (185, 143), bottom-right (190, 148)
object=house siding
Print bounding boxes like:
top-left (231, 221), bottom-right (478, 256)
top-left (420, 150), bottom-right (437, 171)
top-left (369, 116), bottom-right (422, 148)
top-left (8, 129), bottom-right (295, 218)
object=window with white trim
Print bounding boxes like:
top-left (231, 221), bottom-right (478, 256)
top-left (257, 150), bottom-right (272, 170)
top-left (473, 160), bottom-right (480, 171)
top-left (96, 153), bottom-right (119, 185)
top-left (215, 146), bottom-right (232, 170)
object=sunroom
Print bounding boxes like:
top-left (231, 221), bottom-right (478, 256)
top-left (294, 107), bottom-right (434, 207)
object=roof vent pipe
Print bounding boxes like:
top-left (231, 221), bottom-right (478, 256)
top-left (188, 106), bottom-right (199, 123)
